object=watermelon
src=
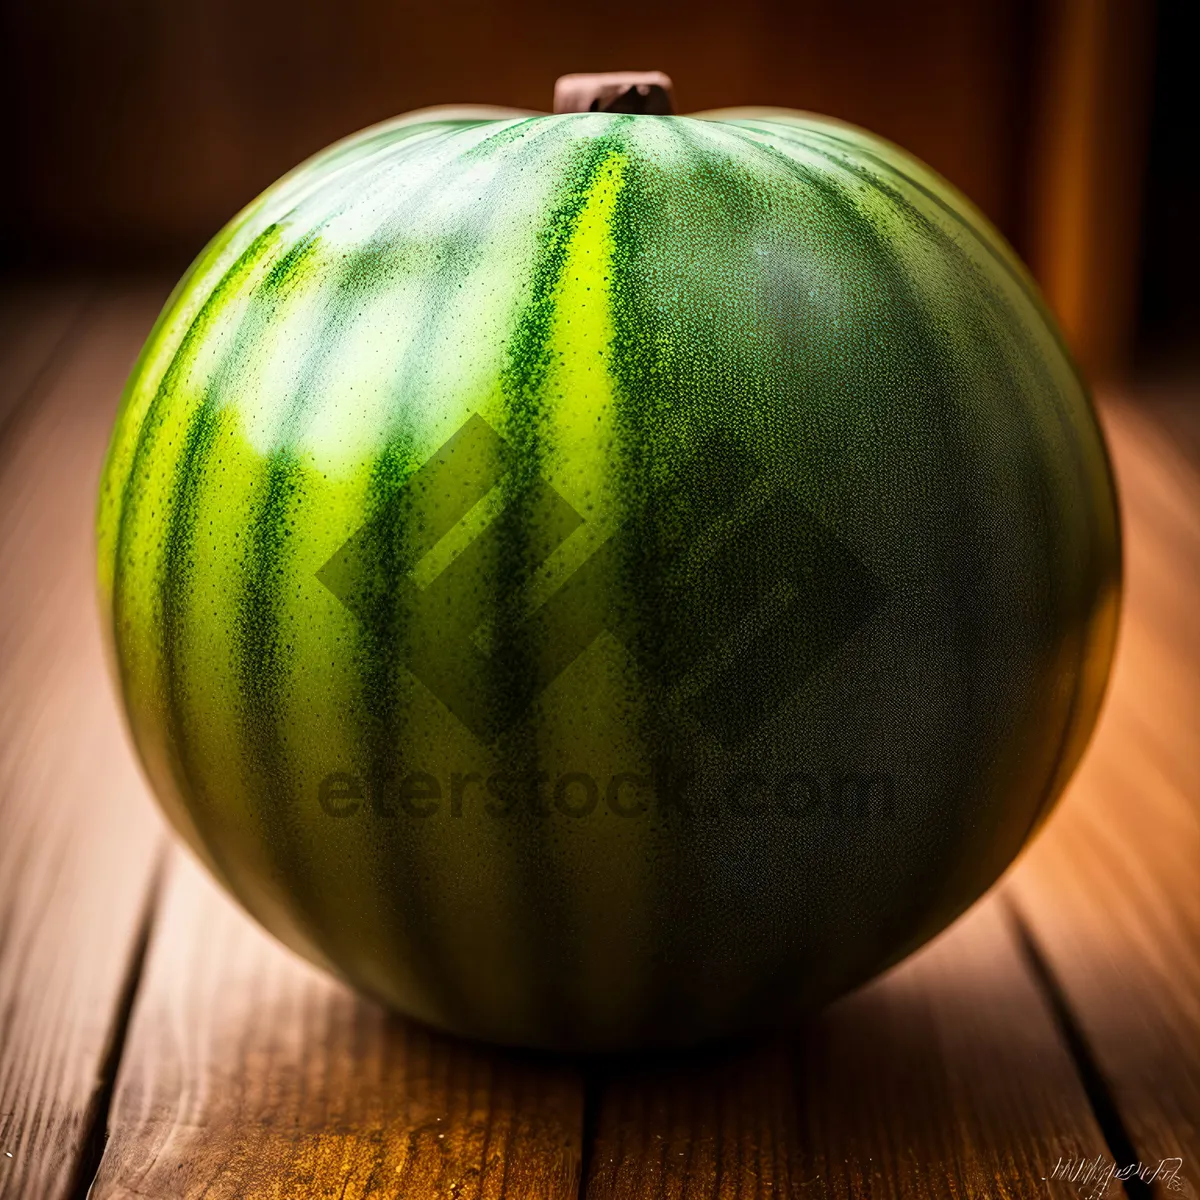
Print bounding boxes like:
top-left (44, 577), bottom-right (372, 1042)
top-left (97, 91), bottom-right (1121, 1051)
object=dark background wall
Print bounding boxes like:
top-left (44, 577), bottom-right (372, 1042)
top-left (0, 0), bottom-right (1170, 379)
top-left (1135, 0), bottom-right (1200, 368)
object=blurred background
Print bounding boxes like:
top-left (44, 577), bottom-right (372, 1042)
top-left (0, 0), bottom-right (1194, 385)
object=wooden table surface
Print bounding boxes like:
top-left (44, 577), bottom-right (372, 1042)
top-left (0, 283), bottom-right (1196, 1200)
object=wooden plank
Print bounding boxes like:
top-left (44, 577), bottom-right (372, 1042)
top-left (582, 1035), bottom-right (801, 1198)
top-left (90, 850), bottom-right (585, 1200)
top-left (1007, 398), bottom-right (1200, 1168)
top-left (0, 287), bottom-right (170, 1198)
top-left (8, 283), bottom-right (1188, 1199)
top-left (585, 897), bottom-right (1110, 1200)
top-left (0, 281), bottom-right (91, 440)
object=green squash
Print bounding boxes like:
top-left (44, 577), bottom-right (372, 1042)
top-left (97, 93), bottom-right (1120, 1051)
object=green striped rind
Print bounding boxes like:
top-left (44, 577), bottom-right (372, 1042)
top-left (97, 107), bottom-right (1120, 1050)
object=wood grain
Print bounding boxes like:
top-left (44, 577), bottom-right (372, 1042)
top-left (3, 286), bottom-right (1196, 1198)
top-left (0, 281), bottom-right (90, 439)
top-left (585, 898), bottom-right (1110, 1200)
top-left (90, 851), bottom-right (585, 1200)
top-left (0, 288), bottom-right (169, 1198)
top-left (1007, 397), bottom-right (1200, 1170)
top-left (582, 1037), bottom-right (802, 1199)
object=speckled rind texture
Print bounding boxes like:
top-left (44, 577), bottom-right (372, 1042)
top-left (96, 108), bottom-right (1121, 1051)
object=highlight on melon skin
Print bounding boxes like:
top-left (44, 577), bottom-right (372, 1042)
top-left (96, 69), bottom-right (1121, 1053)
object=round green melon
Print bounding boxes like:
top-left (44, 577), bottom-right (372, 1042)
top-left (97, 98), bottom-right (1121, 1051)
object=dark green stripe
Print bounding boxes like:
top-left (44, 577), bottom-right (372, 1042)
top-left (157, 401), bottom-right (240, 883)
top-left (113, 226), bottom-right (284, 905)
top-left (261, 227), bottom-right (322, 294)
top-left (608, 125), bottom-right (769, 1041)
top-left (152, 230), bottom-right (330, 936)
top-left (345, 200), bottom-right (518, 1032)
top-left (236, 152), bottom-right (505, 1017)
top-left (349, 430), bottom-right (478, 1025)
top-left (488, 127), bottom-right (630, 1041)
top-left (245, 141), bottom-right (537, 1028)
top-left (236, 447), bottom-right (307, 893)
top-left (461, 116), bottom-right (542, 159)
top-left (227, 250), bottom-right (395, 967)
top-left (112, 226), bottom-right (281, 667)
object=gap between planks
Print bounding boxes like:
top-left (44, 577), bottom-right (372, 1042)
top-left (0, 284), bottom-right (171, 1200)
top-left (1004, 397), bottom-right (1200, 1174)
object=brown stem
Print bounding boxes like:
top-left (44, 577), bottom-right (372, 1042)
top-left (553, 72), bottom-right (675, 115)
